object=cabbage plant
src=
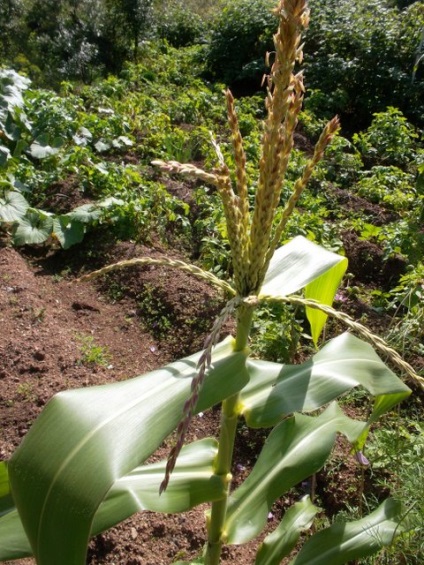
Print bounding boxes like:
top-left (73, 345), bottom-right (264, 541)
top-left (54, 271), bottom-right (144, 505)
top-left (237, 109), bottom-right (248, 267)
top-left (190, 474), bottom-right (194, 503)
top-left (0, 1), bottom-right (421, 564)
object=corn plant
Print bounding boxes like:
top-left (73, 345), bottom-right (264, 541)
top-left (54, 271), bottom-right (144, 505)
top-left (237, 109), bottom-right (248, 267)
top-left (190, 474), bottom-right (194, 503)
top-left (1, 1), bottom-right (422, 564)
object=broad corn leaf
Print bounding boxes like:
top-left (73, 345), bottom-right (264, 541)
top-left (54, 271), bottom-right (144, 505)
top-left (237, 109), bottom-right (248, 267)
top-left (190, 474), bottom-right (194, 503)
top-left (0, 508), bottom-right (32, 561)
top-left (91, 438), bottom-right (225, 535)
top-left (305, 258), bottom-right (347, 344)
top-left (9, 338), bottom-right (248, 565)
top-left (240, 333), bottom-right (410, 428)
top-left (290, 499), bottom-right (408, 565)
top-left (260, 236), bottom-right (346, 301)
top-left (0, 440), bottom-right (224, 562)
top-left (260, 236), bottom-right (347, 342)
top-left (223, 403), bottom-right (365, 544)
top-left (255, 496), bottom-right (318, 565)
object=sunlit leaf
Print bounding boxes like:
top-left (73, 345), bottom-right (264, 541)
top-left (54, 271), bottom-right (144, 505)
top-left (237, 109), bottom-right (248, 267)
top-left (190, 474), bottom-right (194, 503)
top-left (305, 257), bottom-right (347, 344)
top-left (13, 209), bottom-right (53, 245)
top-left (28, 135), bottom-right (61, 159)
top-left (255, 496), bottom-right (318, 565)
top-left (0, 190), bottom-right (29, 222)
top-left (223, 404), bottom-right (365, 544)
top-left (9, 338), bottom-right (248, 565)
top-left (260, 236), bottom-right (346, 300)
top-left (67, 203), bottom-right (102, 223)
top-left (52, 216), bottom-right (85, 249)
top-left (240, 333), bottom-right (411, 428)
top-left (289, 499), bottom-right (408, 565)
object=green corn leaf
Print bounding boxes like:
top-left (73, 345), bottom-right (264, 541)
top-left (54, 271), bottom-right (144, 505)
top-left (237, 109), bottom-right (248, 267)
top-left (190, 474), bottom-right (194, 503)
top-left (8, 338), bottom-right (248, 565)
top-left (0, 462), bottom-right (13, 517)
top-left (0, 462), bottom-right (32, 561)
top-left (289, 499), bottom-right (408, 565)
top-left (260, 236), bottom-right (347, 300)
top-left (260, 236), bottom-right (347, 342)
top-left (0, 507), bottom-right (32, 561)
top-left (91, 438), bottom-right (225, 535)
top-left (305, 260), bottom-right (347, 344)
top-left (0, 439), bottom-right (223, 562)
top-left (240, 333), bottom-right (410, 429)
top-left (255, 496), bottom-right (318, 565)
top-left (223, 403), bottom-right (365, 544)
top-left (242, 332), bottom-right (410, 428)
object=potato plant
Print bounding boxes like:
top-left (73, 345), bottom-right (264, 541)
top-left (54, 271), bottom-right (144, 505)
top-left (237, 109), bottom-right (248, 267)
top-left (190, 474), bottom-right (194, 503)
top-left (0, 2), bottom-right (422, 564)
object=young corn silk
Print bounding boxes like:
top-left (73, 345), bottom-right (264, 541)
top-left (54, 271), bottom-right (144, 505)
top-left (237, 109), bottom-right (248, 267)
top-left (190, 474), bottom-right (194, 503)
top-left (1, 1), bottom-right (422, 564)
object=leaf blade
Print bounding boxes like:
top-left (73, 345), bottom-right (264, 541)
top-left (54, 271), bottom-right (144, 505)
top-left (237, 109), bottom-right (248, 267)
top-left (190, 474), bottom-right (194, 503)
top-left (9, 338), bottom-right (248, 565)
top-left (240, 333), bottom-right (410, 428)
top-left (289, 499), bottom-right (408, 565)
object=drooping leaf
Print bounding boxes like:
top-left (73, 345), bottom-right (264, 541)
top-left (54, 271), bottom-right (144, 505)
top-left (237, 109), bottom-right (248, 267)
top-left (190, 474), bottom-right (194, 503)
top-left (289, 499), bottom-right (408, 565)
top-left (260, 236), bottom-right (347, 300)
top-left (91, 438), bottom-right (224, 535)
top-left (8, 338), bottom-right (248, 565)
top-left (12, 209), bottom-right (53, 245)
top-left (240, 333), bottom-right (411, 428)
top-left (223, 403), bottom-right (365, 544)
top-left (0, 190), bottom-right (29, 222)
top-left (52, 216), bottom-right (85, 249)
top-left (255, 496), bottom-right (318, 565)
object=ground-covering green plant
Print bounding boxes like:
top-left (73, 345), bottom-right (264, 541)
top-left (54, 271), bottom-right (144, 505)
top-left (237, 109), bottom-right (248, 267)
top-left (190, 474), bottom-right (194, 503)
top-left (1, 2), bottom-right (423, 564)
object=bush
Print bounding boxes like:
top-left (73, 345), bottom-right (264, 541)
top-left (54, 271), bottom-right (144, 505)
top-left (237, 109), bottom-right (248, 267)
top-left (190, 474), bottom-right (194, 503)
top-left (155, 1), bottom-right (205, 47)
top-left (205, 0), bottom-right (275, 90)
top-left (304, 0), bottom-right (424, 130)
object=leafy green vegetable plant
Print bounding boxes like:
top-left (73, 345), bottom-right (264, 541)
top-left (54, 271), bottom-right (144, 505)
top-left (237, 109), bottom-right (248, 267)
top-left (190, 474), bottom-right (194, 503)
top-left (1, 2), bottom-right (422, 564)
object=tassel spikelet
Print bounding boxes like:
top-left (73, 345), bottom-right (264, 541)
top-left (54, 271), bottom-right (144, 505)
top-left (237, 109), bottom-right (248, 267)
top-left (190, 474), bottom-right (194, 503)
top-left (151, 159), bottom-right (220, 186)
top-left (247, 0), bottom-right (310, 292)
top-left (214, 165), bottom-right (247, 294)
top-left (79, 256), bottom-right (236, 296)
top-left (160, 296), bottom-right (242, 493)
top-left (225, 89), bottom-right (251, 286)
